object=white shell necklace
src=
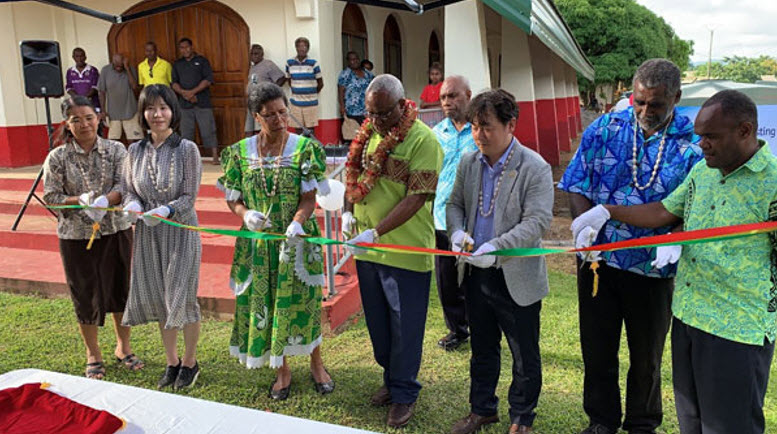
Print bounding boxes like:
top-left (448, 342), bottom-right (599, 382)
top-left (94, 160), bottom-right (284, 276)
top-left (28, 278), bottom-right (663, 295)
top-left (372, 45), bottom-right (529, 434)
top-left (145, 135), bottom-right (176, 195)
top-left (631, 113), bottom-right (673, 191)
top-left (73, 139), bottom-right (108, 196)
top-left (478, 141), bottom-right (517, 217)
top-left (257, 132), bottom-right (286, 197)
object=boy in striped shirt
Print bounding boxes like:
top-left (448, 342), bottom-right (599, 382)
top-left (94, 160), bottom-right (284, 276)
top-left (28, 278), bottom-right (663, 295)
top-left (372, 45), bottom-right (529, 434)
top-left (284, 37), bottom-right (324, 134)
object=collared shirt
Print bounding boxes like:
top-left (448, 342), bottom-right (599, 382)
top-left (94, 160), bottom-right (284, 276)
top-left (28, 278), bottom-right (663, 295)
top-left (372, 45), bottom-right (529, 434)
top-left (432, 118), bottom-right (478, 230)
top-left (662, 141), bottom-right (777, 345)
top-left (65, 64), bottom-right (100, 108)
top-left (337, 68), bottom-right (374, 116)
top-left (285, 57), bottom-right (322, 107)
top-left (558, 107), bottom-right (703, 278)
top-left (353, 119), bottom-right (443, 272)
top-left (172, 55), bottom-right (215, 109)
top-left (473, 139), bottom-right (516, 248)
top-left (246, 59), bottom-right (285, 91)
top-left (138, 57), bottom-right (172, 87)
top-left (97, 65), bottom-right (137, 120)
top-left (42, 137), bottom-right (131, 240)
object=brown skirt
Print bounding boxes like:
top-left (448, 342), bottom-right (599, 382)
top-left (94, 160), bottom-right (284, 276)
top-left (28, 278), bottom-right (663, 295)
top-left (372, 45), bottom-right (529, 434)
top-left (59, 229), bottom-right (133, 326)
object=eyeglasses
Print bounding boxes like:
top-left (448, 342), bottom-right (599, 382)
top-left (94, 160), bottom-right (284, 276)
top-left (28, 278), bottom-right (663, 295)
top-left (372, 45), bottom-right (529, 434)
top-left (366, 102), bottom-right (400, 121)
top-left (258, 110), bottom-right (289, 120)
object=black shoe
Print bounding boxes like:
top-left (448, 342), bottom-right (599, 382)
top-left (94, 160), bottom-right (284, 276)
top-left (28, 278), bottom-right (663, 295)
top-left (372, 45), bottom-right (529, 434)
top-left (269, 378), bottom-right (291, 400)
top-left (158, 359), bottom-right (181, 389)
top-left (580, 423), bottom-right (617, 434)
top-left (174, 362), bottom-right (200, 390)
top-left (437, 332), bottom-right (469, 351)
top-left (312, 368), bottom-right (335, 395)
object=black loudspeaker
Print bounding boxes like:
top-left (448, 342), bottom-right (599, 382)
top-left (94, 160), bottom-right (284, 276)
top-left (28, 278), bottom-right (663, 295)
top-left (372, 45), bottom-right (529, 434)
top-left (20, 40), bottom-right (64, 98)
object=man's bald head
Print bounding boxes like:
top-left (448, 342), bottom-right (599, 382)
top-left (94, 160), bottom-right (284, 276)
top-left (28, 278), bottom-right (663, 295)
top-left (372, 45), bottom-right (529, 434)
top-left (440, 75), bottom-right (472, 124)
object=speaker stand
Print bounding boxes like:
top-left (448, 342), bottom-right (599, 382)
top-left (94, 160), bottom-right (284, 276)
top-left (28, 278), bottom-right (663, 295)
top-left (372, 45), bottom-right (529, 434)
top-left (11, 96), bottom-right (57, 231)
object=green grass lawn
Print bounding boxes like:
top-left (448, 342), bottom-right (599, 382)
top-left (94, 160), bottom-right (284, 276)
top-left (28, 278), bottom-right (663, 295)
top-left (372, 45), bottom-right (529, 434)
top-left (2, 271), bottom-right (777, 433)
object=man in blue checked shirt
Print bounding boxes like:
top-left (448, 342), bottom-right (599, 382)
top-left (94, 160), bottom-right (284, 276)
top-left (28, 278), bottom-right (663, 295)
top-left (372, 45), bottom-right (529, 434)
top-left (558, 59), bottom-right (703, 434)
top-left (432, 76), bottom-right (478, 351)
top-left (283, 37), bottom-right (324, 134)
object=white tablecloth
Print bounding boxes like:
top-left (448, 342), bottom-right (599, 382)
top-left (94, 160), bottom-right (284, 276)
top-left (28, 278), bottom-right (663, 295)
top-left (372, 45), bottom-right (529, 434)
top-left (0, 369), bottom-right (376, 434)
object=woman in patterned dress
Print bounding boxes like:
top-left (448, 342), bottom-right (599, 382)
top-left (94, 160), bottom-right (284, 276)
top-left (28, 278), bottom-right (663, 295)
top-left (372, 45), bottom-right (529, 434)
top-left (218, 82), bottom-right (334, 400)
top-left (121, 84), bottom-right (203, 391)
top-left (43, 95), bottom-right (143, 379)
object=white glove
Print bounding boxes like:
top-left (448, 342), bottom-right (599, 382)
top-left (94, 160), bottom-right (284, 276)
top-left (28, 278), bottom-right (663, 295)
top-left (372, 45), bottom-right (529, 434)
top-left (80, 194), bottom-right (108, 222)
top-left (346, 229), bottom-right (374, 256)
top-left (465, 242), bottom-right (497, 268)
top-left (570, 204), bottom-right (610, 243)
top-left (122, 201), bottom-right (142, 224)
top-left (341, 211), bottom-right (356, 239)
top-left (450, 230), bottom-right (475, 253)
top-left (285, 221), bottom-right (305, 243)
top-left (243, 210), bottom-right (272, 231)
top-left (575, 226), bottom-right (601, 262)
top-left (78, 192), bottom-right (93, 208)
top-left (651, 245), bottom-right (682, 269)
top-left (141, 205), bottom-right (170, 227)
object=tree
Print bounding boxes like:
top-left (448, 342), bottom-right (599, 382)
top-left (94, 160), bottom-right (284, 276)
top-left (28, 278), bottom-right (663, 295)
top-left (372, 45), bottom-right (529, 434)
top-left (556, 0), bottom-right (693, 95)
top-left (694, 56), bottom-right (777, 83)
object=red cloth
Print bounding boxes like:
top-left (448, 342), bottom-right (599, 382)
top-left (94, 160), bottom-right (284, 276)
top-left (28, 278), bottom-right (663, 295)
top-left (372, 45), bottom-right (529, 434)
top-left (0, 383), bottom-right (124, 434)
top-left (420, 82), bottom-right (443, 104)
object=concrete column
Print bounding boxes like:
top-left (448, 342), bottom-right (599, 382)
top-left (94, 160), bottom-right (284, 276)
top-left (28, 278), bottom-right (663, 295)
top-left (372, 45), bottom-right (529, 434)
top-left (499, 18), bottom-right (538, 152)
top-left (574, 79), bottom-right (582, 133)
top-left (528, 37), bottom-right (558, 165)
top-left (552, 56), bottom-right (570, 152)
top-left (444, 0), bottom-right (490, 93)
top-left (565, 66), bottom-right (579, 137)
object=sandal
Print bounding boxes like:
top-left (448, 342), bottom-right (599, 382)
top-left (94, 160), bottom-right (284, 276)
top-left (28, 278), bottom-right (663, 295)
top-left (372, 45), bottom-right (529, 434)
top-left (116, 353), bottom-right (145, 371)
top-left (85, 361), bottom-right (105, 379)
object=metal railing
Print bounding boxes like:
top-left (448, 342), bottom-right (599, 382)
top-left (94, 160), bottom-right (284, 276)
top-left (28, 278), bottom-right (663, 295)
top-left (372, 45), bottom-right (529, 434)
top-left (418, 107), bottom-right (445, 128)
top-left (321, 161), bottom-right (350, 300)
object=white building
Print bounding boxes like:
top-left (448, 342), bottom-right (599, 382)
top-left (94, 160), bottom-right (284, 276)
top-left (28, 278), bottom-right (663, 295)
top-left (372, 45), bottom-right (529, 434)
top-left (0, 0), bottom-right (593, 167)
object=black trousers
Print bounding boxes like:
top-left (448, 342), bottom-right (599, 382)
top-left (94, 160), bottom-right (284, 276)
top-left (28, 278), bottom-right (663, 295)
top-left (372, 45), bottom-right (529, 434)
top-left (577, 260), bottom-right (673, 433)
top-left (672, 317), bottom-right (774, 434)
top-left (434, 230), bottom-right (469, 339)
top-left (465, 266), bottom-right (542, 427)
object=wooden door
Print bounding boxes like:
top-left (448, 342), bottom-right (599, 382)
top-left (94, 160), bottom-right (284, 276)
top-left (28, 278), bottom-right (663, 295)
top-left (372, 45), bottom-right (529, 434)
top-left (108, 0), bottom-right (249, 150)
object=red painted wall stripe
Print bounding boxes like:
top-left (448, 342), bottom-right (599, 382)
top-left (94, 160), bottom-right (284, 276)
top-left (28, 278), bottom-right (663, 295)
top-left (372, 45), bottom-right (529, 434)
top-left (515, 100), bottom-right (539, 153)
top-left (0, 124), bottom-right (49, 168)
top-left (535, 99), bottom-right (560, 166)
top-left (554, 98), bottom-right (570, 152)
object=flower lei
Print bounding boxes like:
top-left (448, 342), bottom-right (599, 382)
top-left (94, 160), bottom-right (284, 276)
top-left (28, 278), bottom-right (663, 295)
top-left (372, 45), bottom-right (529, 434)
top-left (345, 99), bottom-right (417, 203)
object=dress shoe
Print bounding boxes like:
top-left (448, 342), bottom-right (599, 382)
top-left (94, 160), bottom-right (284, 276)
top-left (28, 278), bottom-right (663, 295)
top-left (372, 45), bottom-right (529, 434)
top-left (438, 332), bottom-right (469, 351)
top-left (268, 378), bottom-right (291, 400)
top-left (580, 423), bottom-right (617, 434)
top-left (387, 402), bottom-right (415, 428)
top-left (509, 424), bottom-right (533, 433)
top-left (370, 385), bottom-right (391, 406)
top-left (450, 412), bottom-right (499, 434)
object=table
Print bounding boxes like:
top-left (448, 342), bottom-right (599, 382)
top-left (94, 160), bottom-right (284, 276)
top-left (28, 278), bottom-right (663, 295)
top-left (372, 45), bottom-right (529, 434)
top-left (0, 369), bottom-right (375, 434)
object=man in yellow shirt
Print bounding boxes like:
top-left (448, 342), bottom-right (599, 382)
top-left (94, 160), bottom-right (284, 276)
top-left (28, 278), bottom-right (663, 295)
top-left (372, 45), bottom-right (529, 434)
top-left (138, 41), bottom-right (172, 87)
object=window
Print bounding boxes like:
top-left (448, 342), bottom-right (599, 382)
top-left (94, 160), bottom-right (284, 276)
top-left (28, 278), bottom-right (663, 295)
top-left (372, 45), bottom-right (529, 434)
top-left (383, 15), bottom-right (402, 80)
top-left (428, 31), bottom-right (440, 67)
top-left (341, 4), bottom-right (368, 69)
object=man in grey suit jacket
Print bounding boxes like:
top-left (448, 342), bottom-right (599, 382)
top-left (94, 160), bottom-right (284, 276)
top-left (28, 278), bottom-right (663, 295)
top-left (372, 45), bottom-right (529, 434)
top-left (447, 89), bottom-right (554, 434)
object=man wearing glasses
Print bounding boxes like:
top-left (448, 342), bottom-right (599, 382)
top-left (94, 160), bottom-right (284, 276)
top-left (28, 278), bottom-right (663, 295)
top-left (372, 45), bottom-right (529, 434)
top-left (138, 41), bottom-right (172, 88)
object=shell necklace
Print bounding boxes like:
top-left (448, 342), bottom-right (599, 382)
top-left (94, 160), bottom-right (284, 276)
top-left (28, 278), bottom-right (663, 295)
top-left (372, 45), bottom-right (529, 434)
top-left (632, 113), bottom-right (672, 191)
top-left (478, 141), bottom-right (517, 217)
top-left (146, 135), bottom-right (176, 195)
top-left (257, 132), bottom-right (287, 197)
top-left (73, 139), bottom-right (108, 196)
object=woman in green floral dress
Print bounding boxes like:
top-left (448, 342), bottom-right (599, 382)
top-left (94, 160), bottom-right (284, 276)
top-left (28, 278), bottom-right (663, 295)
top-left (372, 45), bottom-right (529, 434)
top-left (217, 83), bottom-right (334, 400)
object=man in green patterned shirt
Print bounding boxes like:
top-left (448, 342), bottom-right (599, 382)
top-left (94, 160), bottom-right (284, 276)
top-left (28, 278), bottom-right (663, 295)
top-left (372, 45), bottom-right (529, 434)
top-left (573, 90), bottom-right (776, 433)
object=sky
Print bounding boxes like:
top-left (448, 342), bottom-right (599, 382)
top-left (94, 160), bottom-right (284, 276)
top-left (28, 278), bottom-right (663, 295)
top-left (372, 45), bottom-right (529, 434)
top-left (635, 0), bottom-right (777, 63)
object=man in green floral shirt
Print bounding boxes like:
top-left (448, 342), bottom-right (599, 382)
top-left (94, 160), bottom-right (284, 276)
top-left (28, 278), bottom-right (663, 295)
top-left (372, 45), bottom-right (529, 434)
top-left (573, 90), bottom-right (777, 433)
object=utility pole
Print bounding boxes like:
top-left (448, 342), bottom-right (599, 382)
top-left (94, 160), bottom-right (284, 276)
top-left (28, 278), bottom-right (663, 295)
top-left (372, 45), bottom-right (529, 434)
top-left (707, 28), bottom-right (714, 80)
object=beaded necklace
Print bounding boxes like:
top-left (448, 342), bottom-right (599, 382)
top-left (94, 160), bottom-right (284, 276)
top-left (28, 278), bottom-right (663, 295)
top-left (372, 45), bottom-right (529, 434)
top-left (631, 113), bottom-right (673, 191)
top-left (256, 132), bottom-right (287, 197)
top-left (145, 135), bottom-right (176, 195)
top-left (73, 139), bottom-right (108, 196)
top-left (478, 141), bottom-right (517, 217)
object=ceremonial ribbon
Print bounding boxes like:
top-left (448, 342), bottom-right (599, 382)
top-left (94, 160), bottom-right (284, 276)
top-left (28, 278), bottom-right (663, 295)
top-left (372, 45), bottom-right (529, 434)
top-left (44, 204), bottom-right (777, 258)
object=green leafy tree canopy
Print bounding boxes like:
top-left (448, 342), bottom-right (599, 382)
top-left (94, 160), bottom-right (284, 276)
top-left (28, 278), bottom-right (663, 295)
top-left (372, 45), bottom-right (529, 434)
top-left (694, 56), bottom-right (777, 83)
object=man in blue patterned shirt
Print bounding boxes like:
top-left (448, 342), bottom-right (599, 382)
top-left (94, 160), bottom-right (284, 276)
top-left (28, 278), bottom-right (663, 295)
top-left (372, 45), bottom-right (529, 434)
top-left (338, 51), bottom-right (374, 126)
top-left (558, 59), bottom-right (703, 434)
top-left (432, 76), bottom-right (478, 351)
